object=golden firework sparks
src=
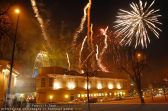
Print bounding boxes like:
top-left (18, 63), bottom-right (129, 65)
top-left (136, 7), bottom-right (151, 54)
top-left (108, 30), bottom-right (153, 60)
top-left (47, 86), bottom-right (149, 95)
top-left (30, 0), bottom-right (50, 48)
top-left (79, 36), bottom-right (87, 68)
top-left (73, 3), bottom-right (90, 46)
top-left (95, 44), bottom-right (99, 62)
top-left (98, 26), bottom-right (109, 72)
top-left (66, 52), bottom-right (71, 71)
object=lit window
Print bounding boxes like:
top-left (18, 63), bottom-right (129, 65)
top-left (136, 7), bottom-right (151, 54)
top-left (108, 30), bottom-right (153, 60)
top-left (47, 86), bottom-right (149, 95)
top-left (81, 94), bottom-right (85, 98)
top-left (94, 93), bottom-right (97, 97)
top-left (120, 92), bottom-right (123, 95)
top-left (84, 94), bottom-right (87, 97)
top-left (102, 93), bottom-right (104, 96)
top-left (116, 83), bottom-right (122, 89)
top-left (114, 92), bottom-right (117, 96)
top-left (98, 93), bottom-right (102, 96)
top-left (123, 92), bottom-right (126, 96)
top-left (97, 82), bottom-right (102, 89)
top-left (108, 83), bottom-right (114, 89)
top-left (67, 82), bottom-right (76, 90)
top-left (84, 82), bottom-right (91, 89)
top-left (77, 94), bottom-right (81, 98)
top-left (53, 81), bottom-right (61, 90)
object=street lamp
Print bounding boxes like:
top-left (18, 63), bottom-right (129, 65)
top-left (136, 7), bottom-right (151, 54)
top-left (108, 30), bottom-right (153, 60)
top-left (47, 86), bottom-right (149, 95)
top-left (6, 8), bottom-right (20, 107)
top-left (135, 52), bottom-right (146, 63)
top-left (136, 52), bottom-right (142, 61)
top-left (15, 9), bottom-right (20, 14)
top-left (137, 53), bottom-right (141, 58)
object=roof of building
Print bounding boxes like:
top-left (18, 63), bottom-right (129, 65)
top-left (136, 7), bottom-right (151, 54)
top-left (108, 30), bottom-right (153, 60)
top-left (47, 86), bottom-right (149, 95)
top-left (0, 60), bottom-right (20, 75)
top-left (38, 67), bottom-right (129, 80)
top-left (0, 60), bottom-right (9, 68)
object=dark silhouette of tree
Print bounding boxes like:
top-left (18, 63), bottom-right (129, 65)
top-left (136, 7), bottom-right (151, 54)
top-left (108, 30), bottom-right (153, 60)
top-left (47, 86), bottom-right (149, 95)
top-left (120, 49), bottom-right (147, 103)
top-left (0, 7), bottom-right (13, 60)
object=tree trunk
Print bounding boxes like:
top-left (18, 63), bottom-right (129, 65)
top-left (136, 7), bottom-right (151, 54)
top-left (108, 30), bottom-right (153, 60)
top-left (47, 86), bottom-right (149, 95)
top-left (138, 88), bottom-right (145, 103)
top-left (136, 74), bottom-right (145, 104)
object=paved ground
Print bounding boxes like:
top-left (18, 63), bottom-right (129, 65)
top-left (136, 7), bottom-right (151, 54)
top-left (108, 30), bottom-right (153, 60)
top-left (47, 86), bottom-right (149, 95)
top-left (1, 95), bottom-right (168, 111)
top-left (82, 95), bottom-right (168, 111)
top-left (103, 95), bottom-right (168, 104)
top-left (84, 104), bottom-right (168, 111)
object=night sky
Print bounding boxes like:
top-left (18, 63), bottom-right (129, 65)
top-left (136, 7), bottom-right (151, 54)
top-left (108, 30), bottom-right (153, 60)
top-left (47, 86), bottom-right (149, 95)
top-left (0, 0), bottom-right (168, 85)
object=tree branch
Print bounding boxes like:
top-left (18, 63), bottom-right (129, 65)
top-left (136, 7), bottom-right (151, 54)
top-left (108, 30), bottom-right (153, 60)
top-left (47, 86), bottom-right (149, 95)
top-left (0, 7), bottom-right (9, 16)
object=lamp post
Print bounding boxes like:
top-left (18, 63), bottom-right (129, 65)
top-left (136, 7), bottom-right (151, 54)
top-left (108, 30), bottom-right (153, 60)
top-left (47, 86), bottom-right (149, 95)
top-left (6, 8), bottom-right (20, 107)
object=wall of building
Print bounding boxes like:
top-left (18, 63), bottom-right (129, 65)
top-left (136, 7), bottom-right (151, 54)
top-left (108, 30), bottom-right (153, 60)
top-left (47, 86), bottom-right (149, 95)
top-left (0, 62), bottom-right (18, 107)
top-left (0, 71), bottom-right (6, 106)
top-left (36, 74), bottom-right (129, 103)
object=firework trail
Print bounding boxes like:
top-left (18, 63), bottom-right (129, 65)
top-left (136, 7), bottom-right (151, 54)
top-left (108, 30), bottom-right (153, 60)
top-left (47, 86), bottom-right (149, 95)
top-left (79, 36), bottom-right (87, 68)
top-left (66, 52), bottom-right (71, 71)
top-left (96, 47), bottom-right (109, 72)
top-left (82, 49), bottom-right (95, 66)
top-left (95, 45), bottom-right (99, 62)
top-left (100, 26), bottom-right (108, 52)
top-left (30, 0), bottom-right (50, 47)
top-left (90, 24), bottom-right (94, 48)
top-left (73, 3), bottom-right (90, 46)
top-left (114, 0), bottom-right (162, 48)
top-left (87, 0), bottom-right (92, 48)
top-left (98, 26), bottom-right (109, 72)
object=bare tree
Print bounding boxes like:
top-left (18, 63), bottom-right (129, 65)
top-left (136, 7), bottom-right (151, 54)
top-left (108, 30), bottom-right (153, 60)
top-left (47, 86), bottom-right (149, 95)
top-left (120, 49), bottom-right (147, 103)
top-left (0, 8), bottom-right (13, 60)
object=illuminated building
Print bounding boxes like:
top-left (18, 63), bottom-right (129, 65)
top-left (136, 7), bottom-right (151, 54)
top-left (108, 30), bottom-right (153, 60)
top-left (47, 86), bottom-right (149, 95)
top-left (36, 67), bottom-right (130, 103)
top-left (0, 60), bottom-right (19, 106)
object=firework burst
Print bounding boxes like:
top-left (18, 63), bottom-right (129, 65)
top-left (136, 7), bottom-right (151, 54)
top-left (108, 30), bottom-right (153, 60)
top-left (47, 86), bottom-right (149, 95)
top-left (114, 0), bottom-right (162, 48)
top-left (34, 51), bottom-right (50, 68)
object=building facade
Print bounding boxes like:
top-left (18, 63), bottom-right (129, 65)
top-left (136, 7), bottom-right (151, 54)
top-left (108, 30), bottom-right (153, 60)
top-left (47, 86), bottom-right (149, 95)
top-left (36, 67), bottom-right (130, 103)
top-left (0, 60), bottom-right (19, 107)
